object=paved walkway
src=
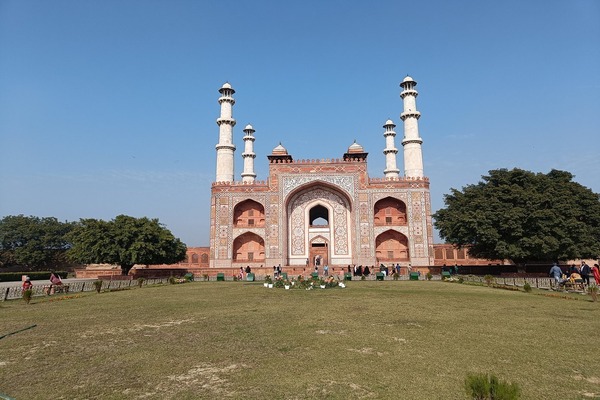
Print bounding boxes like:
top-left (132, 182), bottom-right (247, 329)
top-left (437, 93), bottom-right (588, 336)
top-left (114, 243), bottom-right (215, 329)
top-left (0, 278), bottom-right (96, 288)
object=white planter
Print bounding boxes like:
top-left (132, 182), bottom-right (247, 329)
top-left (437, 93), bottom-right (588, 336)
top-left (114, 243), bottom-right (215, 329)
top-left (263, 283), bottom-right (268, 287)
top-left (268, 283), bottom-right (273, 288)
top-left (320, 285), bottom-right (326, 289)
top-left (284, 285), bottom-right (290, 290)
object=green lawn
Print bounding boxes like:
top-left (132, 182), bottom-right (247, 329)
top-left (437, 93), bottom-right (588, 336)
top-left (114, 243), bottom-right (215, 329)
top-left (1, 281), bottom-right (599, 399)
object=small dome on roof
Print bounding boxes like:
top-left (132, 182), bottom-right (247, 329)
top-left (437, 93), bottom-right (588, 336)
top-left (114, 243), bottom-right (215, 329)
top-left (244, 124), bottom-right (254, 130)
top-left (348, 140), bottom-right (364, 153)
top-left (221, 82), bottom-right (232, 89)
top-left (272, 142), bottom-right (288, 155)
top-left (384, 119), bottom-right (395, 126)
top-left (402, 76), bottom-right (414, 83)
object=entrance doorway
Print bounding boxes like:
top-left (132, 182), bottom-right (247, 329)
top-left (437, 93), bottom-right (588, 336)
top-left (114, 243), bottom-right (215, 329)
top-left (309, 239), bottom-right (329, 271)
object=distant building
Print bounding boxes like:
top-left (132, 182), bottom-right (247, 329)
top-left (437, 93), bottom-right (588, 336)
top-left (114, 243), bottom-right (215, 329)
top-left (209, 78), bottom-right (434, 270)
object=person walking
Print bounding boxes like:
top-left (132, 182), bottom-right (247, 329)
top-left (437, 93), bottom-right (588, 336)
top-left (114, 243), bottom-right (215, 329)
top-left (580, 262), bottom-right (591, 286)
top-left (549, 263), bottom-right (562, 285)
top-left (592, 264), bottom-right (600, 285)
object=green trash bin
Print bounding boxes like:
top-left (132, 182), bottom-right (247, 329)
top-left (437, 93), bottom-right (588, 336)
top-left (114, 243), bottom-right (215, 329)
top-left (311, 272), bottom-right (319, 279)
top-left (344, 273), bottom-right (352, 281)
top-left (246, 273), bottom-right (255, 282)
top-left (376, 272), bottom-right (384, 281)
top-left (281, 272), bottom-right (288, 280)
top-left (441, 271), bottom-right (451, 280)
top-left (216, 273), bottom-right (225, 281)
top-left (184, 273), bottom-right (194, 282)
top-left (409, 272), bottom-right (419, 281)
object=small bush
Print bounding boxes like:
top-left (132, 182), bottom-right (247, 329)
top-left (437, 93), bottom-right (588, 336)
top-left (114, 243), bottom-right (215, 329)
top-left (484, 275), bottom-right (494, 286)
top-left (93, 280), bottom-right (103, 293)
top-left (426, 272), bottom-right (433, 281)
top-left (458, 277), bottom-right (464, 284)
top-left (588, 286), bottom-right (598, 302)
top-left (168, 276), bottom-right (176, 285)
top-left (523, 282), bottom-right (532, 293)
top-left (202, 274), bottom-right (209, 281)
top-left (392, 272), bottom-right (399, 281)
top-left (360, 275), bottom-right (366, 281)
top-left (465, 373), bottom-right (521, 399)
top-left (137, 277), bottom-right (145, 288)
top-left (22, 289), bottom-right (33, 304)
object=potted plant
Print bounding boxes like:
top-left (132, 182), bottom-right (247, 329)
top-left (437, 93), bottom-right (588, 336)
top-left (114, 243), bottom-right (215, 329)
top-left (264, 275), bottom-right (272, 288)
top-left (319, 278), bottom-right (326, 289)
top-left (284, 280), bottom-right (291, 290)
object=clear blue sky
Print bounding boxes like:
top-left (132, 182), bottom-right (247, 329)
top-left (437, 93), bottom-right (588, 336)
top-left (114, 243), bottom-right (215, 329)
top-left (1, 0), bottom-right (599, 246)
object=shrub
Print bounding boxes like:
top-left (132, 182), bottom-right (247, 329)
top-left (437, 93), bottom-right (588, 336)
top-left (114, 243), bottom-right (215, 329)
top-left (168, 276), bottom-right (177, 285)
top-left (588, 286), bottom-right (598, 302)
top-left (202, 274), bottom-right (209, 281)
top-left (93, 280), bottom-right (103, 293)
top-left (426, 272), bottom-right (433, 281)
top-left (22, 289), bottom-right (33, 304)
top-left (0, 271), bottom-right (69, 282)
top-left (484, 275), bottom-right (494, 286)
top-left (360, 275), bottom-right (366, 281)
top-left (523, 283), bottom-right (532, 293)
top-left (137, 277), bottom-right (145, 288)
top-left (392, 272), bottom-right (399, 281)
top-left (458, 277), bottom-right (464, 284)
top-left (264, 275), bottom-right (272, 284)
top-left (465, 373), bottom-right (521, 399)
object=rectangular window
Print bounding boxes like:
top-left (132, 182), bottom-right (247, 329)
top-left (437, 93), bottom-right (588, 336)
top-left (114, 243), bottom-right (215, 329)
top-left (248, 252), bottom-right (254, 261)
top-left (248, 210), bottom-right (254, 217)
top-left (445, 248), bottom-right (454, 259)
top-left (248, 219), bottom-right (254, 226)
top-left (387, 251), bottom-right (394, 259)
top-left (385, 216), bottom-right (392, 224)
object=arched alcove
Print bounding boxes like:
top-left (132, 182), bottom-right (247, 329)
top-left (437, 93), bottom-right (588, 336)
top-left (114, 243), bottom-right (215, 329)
top-left (232, 232), bottom-right (265, 262)
top-left (374, 197), bottom-right (407, 226)
top-left (375, 230), bottom-right (409, 261)
top-left (233, 199), bottom-right (265, 228)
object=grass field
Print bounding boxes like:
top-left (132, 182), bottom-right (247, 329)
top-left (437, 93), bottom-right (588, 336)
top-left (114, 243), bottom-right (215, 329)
top-left (1, 280), bottom-right (599, 399)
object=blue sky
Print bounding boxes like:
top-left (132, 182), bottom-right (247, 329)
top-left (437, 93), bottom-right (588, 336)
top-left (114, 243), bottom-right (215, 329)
top-left (1, 0), bottom-right (599, 246)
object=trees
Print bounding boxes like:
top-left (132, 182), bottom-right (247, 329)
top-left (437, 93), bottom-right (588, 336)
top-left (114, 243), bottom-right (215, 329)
top-left (0, 215), bottom-right (74, 270)
top-left (433, 168), bottom-right (600, 263)
top-left (67, 215), bottom-right (187, 275)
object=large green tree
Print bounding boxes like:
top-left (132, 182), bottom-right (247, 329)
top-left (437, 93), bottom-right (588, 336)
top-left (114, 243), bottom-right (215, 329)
top-left (67, 215), bottom-right (187, 275)
top-left (0, 215), bottom-right (74, 270)
top-left (434, 168), bottom-right (600, 263)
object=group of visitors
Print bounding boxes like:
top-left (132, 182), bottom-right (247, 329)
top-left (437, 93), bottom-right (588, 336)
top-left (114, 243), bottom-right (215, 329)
top-left (549, 261), bottom-right (600, 287)
top-left (238, 265), bottom-right (252, 280)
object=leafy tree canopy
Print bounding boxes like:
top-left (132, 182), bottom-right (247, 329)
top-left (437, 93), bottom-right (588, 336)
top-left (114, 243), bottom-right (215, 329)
top-left (67, 215), bottom-right (187, 275)
top-left (0, 215), bottom-right (74, 270)
top-left (433, 168), bottom-right (600, 263)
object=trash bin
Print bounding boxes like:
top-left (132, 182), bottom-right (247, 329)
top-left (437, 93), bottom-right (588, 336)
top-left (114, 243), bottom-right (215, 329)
top-left (184, 273), bottom-right (194, 282)
top-left (246, 273), bottom-right (255, 282)
top-left (281, 272), bottom-right (288, 280)
top-left (441, 271), bottom-right (451, 280)
top-left (344, 273), bottom-right (352, 281)
top-left (376, 272), bottom-right (384, 281)
top-left (311, 272), bottom-right (319, 279)
top-left (216, 273), bottom-right (225, 281)
top-left (409, 272), bottom-right (419, 281)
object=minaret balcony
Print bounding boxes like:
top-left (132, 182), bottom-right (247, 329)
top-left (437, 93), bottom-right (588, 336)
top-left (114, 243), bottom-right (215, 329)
top-left (383, 148), bottom-right (398, 154)
top-left (400, 89), bottom-right (418, 99)
top-left (218, 96), bottom-right (236, 105)
top-left (216, 117), bottom-right (236, 126)
top-left (401, 138), bottom-right (423, 146)
top-left (215, 143), bottom-right (236, 151)
top-left (400, 111), bottom-right (421, 121)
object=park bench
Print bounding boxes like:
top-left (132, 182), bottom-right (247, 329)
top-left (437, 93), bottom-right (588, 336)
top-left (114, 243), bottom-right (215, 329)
top-left (43, 284), bottom-right (70, 295)
top-left (562, 279), bottom-right (585, 292)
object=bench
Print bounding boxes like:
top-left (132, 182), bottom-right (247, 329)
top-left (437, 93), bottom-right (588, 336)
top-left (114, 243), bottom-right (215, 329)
top-left (43, 285), bottom-right (70, 295)
top-left (562, 279), bottom-right (585, 292)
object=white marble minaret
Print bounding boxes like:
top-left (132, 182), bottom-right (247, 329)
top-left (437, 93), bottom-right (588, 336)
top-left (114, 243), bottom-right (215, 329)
top-left (241, 124), bottom-right (256, 183)
top-left (382, 119), bottom-right (400, 178)
top-left (400, 76), bottom-right (424, 178)
top-left (215, 82), bottom-right (236, 182)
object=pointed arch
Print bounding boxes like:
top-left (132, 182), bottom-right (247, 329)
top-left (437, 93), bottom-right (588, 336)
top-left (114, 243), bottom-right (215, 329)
top-left (232, 232), bottom-right (265, 262)
top-left (375, 230), bottom-right (409, 261)
top-left (233, 199), bottom-right (265, 228)
top-left (374, 197), bottom-right (407, 226)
